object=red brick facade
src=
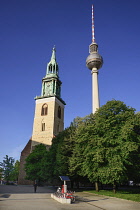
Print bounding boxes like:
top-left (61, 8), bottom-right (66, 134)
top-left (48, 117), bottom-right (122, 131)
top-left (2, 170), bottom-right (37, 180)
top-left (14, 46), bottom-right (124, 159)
top-left (18, 139), bottom-right (33, 185)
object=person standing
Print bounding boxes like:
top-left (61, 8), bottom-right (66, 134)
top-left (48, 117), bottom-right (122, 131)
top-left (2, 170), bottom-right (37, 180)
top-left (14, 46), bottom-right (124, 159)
top-left (33, 180), bottom-right (37, 193)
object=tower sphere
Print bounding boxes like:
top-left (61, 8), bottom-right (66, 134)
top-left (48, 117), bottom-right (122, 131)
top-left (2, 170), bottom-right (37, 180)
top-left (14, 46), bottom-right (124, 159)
top-left (86, 52), bottom-right (103, 70)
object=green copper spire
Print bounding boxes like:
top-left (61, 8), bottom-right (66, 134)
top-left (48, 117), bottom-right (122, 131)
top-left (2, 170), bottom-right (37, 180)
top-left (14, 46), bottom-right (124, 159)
top-left (39, 47), bottom-right (61, 98)
top-left (46, 46), bottom-right (59, 77)
top-left (51, 46), bottom-right (56, 60)
top-left (35, 47), bottom-right (66, 105)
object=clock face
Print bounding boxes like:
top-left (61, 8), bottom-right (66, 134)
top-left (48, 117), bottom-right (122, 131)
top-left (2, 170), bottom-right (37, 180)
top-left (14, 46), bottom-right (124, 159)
top-left (44, 82), bottom-right (52, 96)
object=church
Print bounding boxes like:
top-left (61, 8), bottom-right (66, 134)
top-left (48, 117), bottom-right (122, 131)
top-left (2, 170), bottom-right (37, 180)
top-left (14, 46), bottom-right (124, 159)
top-left (18, 47), bottom-right (66, 184)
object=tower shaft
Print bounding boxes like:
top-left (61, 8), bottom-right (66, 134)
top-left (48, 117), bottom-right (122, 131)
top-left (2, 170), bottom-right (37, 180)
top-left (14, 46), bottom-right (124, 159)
top-left (91, 68), bottom-right (100, 113)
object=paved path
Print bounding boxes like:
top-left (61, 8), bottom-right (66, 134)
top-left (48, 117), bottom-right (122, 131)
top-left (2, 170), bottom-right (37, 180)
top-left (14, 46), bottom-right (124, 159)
top-left (75, 191), bottom-right (140, 210)
top-left (0, 185), bottom-right (140, 210)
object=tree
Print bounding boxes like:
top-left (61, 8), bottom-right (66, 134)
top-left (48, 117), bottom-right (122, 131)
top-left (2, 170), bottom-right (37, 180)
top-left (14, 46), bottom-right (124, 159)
top-left (24, 144), bottom-right (47, 182)
top-left (82, 100), bottom-right (140, 192)
top-left (0, 155), bottom-right (15, 184)
top-left (0, 167), bottom-right (3, 182)
top-left (69, 115), bottom-right (93, 187)
top-left (122, 112), bottom-right (140, 184)
top-left (10, 160), bottom-right (20, 181)
top-left (41, 125), bottom-right (76, 184)
top-left (69, 100), bottom-right (140, 193)
top-left (52, 126), bottom-right (75, 176)
top-left (41, 117), bottom-right (89, 186)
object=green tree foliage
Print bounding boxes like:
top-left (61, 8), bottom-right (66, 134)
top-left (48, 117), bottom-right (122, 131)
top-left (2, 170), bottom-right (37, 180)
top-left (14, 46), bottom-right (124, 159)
top-left (37, 117), bottom-right (89, 184)
top-left (0, 167), bottom-right (3, 181)
top-left (70, 100), bottom-right (140, 192)
top-left (10, 160), bottom-right (20, 181)
top-left (39, 148), bottom-right (54, 182)
top-left (25, 144), bottom-right (47, 181)
top-left (69, 115), bottom-right (93, 177)
top-left (123, 112), bottom-right (140, 183)
top-left (41, 125), bottom-right (76, 183)
top-left (53, 127), bottom-right (75, 176)
top-left (91, 101), bottom-right (139, 186)
top-left (0, 155), bottom-right (15, 183)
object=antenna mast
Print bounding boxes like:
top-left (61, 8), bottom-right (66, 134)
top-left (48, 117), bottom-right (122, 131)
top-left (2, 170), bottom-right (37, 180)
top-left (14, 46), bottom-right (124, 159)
top-left (92, 5), bottom-right (95, 43)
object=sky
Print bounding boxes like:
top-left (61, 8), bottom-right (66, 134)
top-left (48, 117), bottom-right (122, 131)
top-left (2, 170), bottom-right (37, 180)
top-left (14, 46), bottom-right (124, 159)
top-left (0, 0), bottom-right (140, 163)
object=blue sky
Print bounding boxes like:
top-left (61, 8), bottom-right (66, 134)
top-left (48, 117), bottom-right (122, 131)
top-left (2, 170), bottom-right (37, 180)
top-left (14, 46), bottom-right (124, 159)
top-left (0, 0), bottom-right (140, 162)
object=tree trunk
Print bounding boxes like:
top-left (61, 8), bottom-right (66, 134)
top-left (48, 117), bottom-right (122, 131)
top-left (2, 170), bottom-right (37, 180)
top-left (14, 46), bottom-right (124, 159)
top-left (113, 181), bottom-right (117, 194)
top-left (95, 181), bottom-right (99, 192)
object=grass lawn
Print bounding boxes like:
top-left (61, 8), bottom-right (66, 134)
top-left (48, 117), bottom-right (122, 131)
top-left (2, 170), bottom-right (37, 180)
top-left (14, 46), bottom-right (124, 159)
top-left (85, 188), bottom-right (140, 202)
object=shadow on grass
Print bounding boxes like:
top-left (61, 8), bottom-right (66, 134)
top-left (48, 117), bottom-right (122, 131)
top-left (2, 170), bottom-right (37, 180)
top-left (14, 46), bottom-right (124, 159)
top-left (118, 189), bottom-right (140, 194)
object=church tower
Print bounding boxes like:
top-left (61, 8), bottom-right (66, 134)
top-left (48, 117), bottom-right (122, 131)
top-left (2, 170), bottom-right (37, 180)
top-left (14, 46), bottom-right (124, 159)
top-left (31, 47), bottom-right (65, 149)
top-left (18, 47), bottom-right (65, 184)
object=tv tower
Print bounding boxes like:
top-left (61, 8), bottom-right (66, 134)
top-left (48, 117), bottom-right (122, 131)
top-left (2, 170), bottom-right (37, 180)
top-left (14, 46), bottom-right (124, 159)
top-left (86, 5), bottom-right (103, 113)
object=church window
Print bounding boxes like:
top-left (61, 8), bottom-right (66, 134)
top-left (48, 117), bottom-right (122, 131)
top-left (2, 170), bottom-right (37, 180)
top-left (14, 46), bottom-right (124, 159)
top-left (42, 123), bottom-right (45, 131)
top-left (41, 104), bottom-right (48, 116)
top-left (58, 106), bottom-right (61, 119)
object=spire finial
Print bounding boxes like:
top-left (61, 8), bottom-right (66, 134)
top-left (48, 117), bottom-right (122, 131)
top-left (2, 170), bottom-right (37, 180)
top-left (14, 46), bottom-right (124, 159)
top-left (51, 46), bottom-right (56, 60)
top-left (92, 4), bottom-right (95, 43)
top-left (45, 47), bottom-right (59, 77)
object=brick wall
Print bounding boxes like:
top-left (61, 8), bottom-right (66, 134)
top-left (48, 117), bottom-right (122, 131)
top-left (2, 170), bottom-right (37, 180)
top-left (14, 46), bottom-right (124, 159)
top-left (18, 139), bottom-right (33, 185)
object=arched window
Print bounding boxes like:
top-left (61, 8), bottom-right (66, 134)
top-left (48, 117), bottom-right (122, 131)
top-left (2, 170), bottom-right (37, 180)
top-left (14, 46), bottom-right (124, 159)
top-left (58, 106), bottom-right (61, 119)
top-left (41, 104), bottom-right (48, 116)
